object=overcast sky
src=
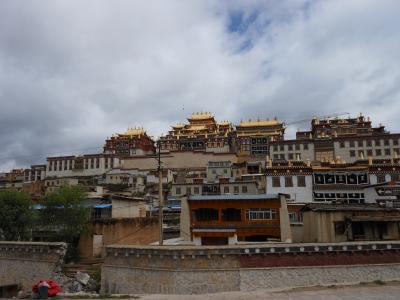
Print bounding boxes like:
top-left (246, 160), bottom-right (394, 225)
top-left (1, 0), bottom-right (400, 171)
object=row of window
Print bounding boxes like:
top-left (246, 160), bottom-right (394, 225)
top-left (175, 185), bottom-right (249, 195)
top-left (314, 173), bottom-right (368, 185)
top-left (273, 153), bottom-right (303, 160)
top-left (272, 143), bottom-right (309, 152)
top-left (349, 148), bottom-right (399, 157)
top-left (314, 192), bottom-right (365, 204)
top-left (48, 158), bottom-right (115, 172)
top-left (271, 176), bottom-right (306, 188)
top-left (193, 208), bottom-right (277, 222)
top-left (340, 139), bottom-right (399, 148)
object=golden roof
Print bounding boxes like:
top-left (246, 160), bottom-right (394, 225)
top-left (120, 127), bottom-right (146, 136)
top-left (188, 125), bottom-right (207, 131)
top-left (188, 112), bottom-right (214, 120)
top-left (218, 121), bottom-right (231, 126)
top-left (238, 119), bottom-right (281, 127)
top-left (172, 123), bottom-right (185, 129)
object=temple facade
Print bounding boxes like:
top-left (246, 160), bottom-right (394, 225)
top-left (234, 118), bottom-right (285, 156)
top-left (103, 127), bottom-right (155, 157)
top-left (159, 112), bottom-right (233, 153)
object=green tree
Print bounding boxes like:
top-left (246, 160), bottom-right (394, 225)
top-left (40, 186), bottom-right (90, 260)
top-left (0, 189), bottom-right (35, 241)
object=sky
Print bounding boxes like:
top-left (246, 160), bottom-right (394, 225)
top-left (1, 0), bottom-right (400, 171)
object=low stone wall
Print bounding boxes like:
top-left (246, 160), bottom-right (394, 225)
top-left (0, 242), bottom-right (67, 290)
top-left (102, 241), bottom-right (400, 294)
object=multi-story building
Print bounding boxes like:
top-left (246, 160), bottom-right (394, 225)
top-left (0, 169), bottom-right (24, 191)
top-left (24, 165), bottom-right (46, 182)
top-left (185, 193), bottom-right (291, 245)
top-left (270, 114), bottom-right (400, 163)
top-left (104, 127), bottom-right (155, 156)
top-left (46, 154), bottom-right (119, 178)
top-left (265, 161), bottom-right (313, 203)
top-left (265, 158), bottom-right (400, 204)
top-left (160, 112), bottom-right (233, 153)
top-left (234, 118), bottom-right (285, 156)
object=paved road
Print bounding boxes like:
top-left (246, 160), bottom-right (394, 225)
top-left (138, 283), bottom-right (400, 300)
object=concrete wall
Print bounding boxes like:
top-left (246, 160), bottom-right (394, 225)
top-left (102, 241), bottom-right (400, 294)
top-left (0, 242), bottom-right (66, 290)
top-left (111, 200), bottom-right (147, 219)
top-left (266, 174), bottom-right (313, 202)
top-left (334, 139), bottom-right (400, 163)
top-left (269, 143), bottom-right (315, 162)
top-left (122, 152), bottom-right (238, 171)
top-left (78, 218), bottom-right (159, 258)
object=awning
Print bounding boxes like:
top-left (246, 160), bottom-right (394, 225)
top-left (350, 216), bottom-right (400, 222)
top-left (95, 203), bottom-right (112, 209)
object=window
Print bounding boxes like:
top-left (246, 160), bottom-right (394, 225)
top-left (288, 153), bottom-right (294, 160)
top-left (186, 187), bottom-right (191, 195)
top-left (358, 150), bottom-right (364, 158)
top-left (349, 150), bottom-right (355, 157)
top-left (385, 148), bottom-right (391, 156)
top-left (58, 161), bottom-right (62, 171)
top-left (392, 174), bottom-right (400, 182)
top-left (273, 145), bottom-right (278, 151)
top-left (340, 142), bottom-right (345, 148)
top-left (279, 154), bottom-right (285, 160)
top-left (194, 187), bottom-right (200, 194)
top-left (376, 149), bottom-right (382, 156)
top-left (366, 140), bottom-right (372, 147)
top-left (377, 174), bottom-right (386, 183)
top-left (222, 208), bottom-right (241, 221)
top-left (394, 139), bottom-right (399, 146)
top-left (303, 143), bottom-right (309, 150)
top-left (273, 154), bottom-right (279, 159)
top-left (242, 186), bottom-right (248, 193)
top-left (223, 186), bottom-right (229, 194)
top-left (289, 212), bottom-right (303, 223)
top-left (295, 144), bottom-right (300, 150)
top-left (297, 176), bottom-right (306, 187)
top-left (69, 160), bottom-right (72, 170)
top-left (285, 176), bottom-right (293, 187)
top-left (349, 141), bottom-right (355, 148)
top-left (279, 145), bottom-right (284, 151)
top-left (194, 208), bottom-right (218, 221)
top-left (367, 149), bottom-right (373, 156)
top-left (384, 139), bottom-right (390, 146)
top-left (288, 145), bottom-right (293, 151)
top-left (64, 160), bottom-right (68, 170)
top-left (90, 159), bottom-right (94, 169)
top-left (105, 158), bottom-right (109, 169)
top-left (247, 208), bottom-right (277, 220)
top-left (175, 187), bottom-right (181, 195)
top-left (358, 141), bottom-right (363, 147)
top-left (335, 221), bottom-right (346, 235)
top-left (272, 177), bottom-right (280, 187)
top-left (375, 140), bottom-right (381, 146)
top-left (96, 158), bottom-right (100, 168)
top-left (234, 186), bottom-right (239, 194)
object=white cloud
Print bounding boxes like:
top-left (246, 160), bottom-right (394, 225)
top-left (0, 0), bottom-right (400, 170)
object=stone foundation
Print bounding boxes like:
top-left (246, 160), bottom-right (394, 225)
top-left (0, 242), bottom-right (67, 290)
top-left (102, 241), bottom-right (400, 294)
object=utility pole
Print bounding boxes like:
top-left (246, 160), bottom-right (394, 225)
top-left (157, 139), bottom-right (164, 246)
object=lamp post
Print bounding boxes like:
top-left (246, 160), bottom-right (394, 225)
top-left (157, 139), bottom-right (164, 246)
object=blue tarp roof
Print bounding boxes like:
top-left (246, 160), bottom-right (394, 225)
top-left (95, 203), bottom-right (112, 209)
